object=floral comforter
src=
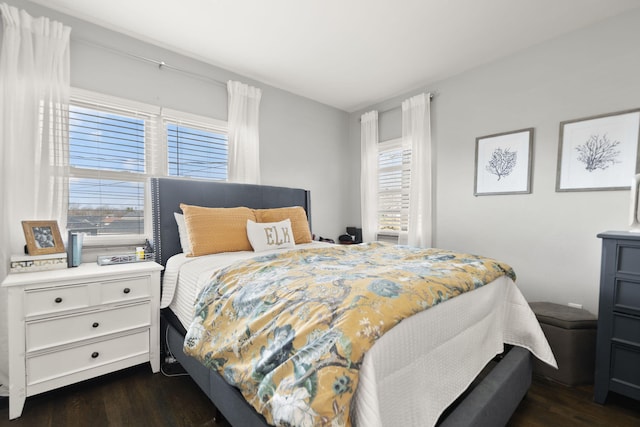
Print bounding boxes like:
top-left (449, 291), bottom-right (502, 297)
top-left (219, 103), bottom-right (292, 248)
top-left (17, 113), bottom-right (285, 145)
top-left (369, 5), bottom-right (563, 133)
top-left (183, 242), bottom-right (515, 427)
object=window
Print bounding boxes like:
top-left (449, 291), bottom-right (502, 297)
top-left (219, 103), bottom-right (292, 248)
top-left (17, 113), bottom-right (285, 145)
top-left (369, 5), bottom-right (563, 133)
top-left (377, 138), bottom-right (411, 238)
top-left (68, 89), bottom-right (227, 240)
top-left (166, 119), bottom-right (227, 180)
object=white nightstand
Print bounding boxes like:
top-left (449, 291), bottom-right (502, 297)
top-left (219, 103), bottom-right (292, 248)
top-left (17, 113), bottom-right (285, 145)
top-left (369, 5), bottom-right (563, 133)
top-left (1, 261), bottom-right (163, 420)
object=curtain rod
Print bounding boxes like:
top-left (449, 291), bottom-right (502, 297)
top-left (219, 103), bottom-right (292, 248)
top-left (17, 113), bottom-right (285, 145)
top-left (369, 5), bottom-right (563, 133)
top-left (2, 10), bottom-right (225, 87)
top-left (74, 37), bottom-right (227, 88)
top-left (74, 37), bottom-right (435, 113)
top-left (2, 8), bottom-right (222, 89)
top-left (358, 92), bottom-right (435, 121)
top-left (378, 92), bottom-right (435, 115)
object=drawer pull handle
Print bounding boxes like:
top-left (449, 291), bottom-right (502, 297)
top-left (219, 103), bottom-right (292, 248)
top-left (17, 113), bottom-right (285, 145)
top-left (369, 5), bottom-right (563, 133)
top-left (54, 297), bottom-right (63, 303)
top-left (92, 322), bottom-right (99, 328)
top-left (123, 288), bottom-right (131, 294)
top-left (91, 352), bottom-right (99, 359)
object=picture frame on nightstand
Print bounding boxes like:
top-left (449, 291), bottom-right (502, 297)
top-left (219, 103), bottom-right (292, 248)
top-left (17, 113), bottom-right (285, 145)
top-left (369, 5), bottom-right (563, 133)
top-left (21, 220), bottom-right (65, 256)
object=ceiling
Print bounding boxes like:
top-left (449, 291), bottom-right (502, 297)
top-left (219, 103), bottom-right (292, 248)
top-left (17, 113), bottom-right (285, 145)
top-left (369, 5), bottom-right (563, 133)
top-left (29, 0), bottom-right (640, 112)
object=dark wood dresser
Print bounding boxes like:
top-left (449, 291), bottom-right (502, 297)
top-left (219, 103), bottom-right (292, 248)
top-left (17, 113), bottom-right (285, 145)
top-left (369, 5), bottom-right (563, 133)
top-left (594, 231), bottom-right (640, 404)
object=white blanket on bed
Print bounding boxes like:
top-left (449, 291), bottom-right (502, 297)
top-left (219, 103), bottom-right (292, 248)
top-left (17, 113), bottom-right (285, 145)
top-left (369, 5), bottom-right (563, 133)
top-left (161, 245), bottom-right (556, 427)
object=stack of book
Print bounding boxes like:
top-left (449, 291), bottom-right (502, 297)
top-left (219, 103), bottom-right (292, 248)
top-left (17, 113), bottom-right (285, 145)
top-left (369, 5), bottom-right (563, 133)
top-left (10, 253), bottom-right (67, 273)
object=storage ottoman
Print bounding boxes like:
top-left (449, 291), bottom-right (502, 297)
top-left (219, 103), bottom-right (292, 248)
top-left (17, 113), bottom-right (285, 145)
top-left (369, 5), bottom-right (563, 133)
top-left (529, 302), bottom-right (597, 386)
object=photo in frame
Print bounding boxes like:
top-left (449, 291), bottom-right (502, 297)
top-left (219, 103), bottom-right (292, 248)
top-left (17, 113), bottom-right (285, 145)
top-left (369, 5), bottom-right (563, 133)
top-left (556, 109), bottom-right (640, 192)
top-left (474, 128), bottom-right (533, 196)
top-left (22, 220), bottom-right (65, 255)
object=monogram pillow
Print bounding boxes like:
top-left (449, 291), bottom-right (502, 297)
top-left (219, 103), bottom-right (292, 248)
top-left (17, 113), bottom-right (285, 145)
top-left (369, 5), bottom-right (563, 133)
top-left (246, 219), bottom-right (295, 252)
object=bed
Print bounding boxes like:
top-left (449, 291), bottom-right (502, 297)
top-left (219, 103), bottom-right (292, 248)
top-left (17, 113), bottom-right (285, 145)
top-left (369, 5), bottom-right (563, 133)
top-left (151, 177), bottom-right (555, 427)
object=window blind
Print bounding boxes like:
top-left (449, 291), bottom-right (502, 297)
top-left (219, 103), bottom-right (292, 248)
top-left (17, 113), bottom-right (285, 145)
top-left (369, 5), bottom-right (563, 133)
top-left (165, 119), bottom-right (228, 181)
top-left (66, 89), bottom-right (229, 239)
top-left (68, 178), bottom-right (145, 235)
top-left (377, 139), bottom-right (411, 234)
top-left (69, 105), bottom-right (146, 173)
top-left (68, 104), bottom-right (152, 236)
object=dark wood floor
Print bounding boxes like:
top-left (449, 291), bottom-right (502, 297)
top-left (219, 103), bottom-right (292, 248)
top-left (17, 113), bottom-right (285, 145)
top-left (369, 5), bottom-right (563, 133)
top-left (508, 377), bottom-right (640, 427)
top-left (1, 363), bottom-right (639, 427)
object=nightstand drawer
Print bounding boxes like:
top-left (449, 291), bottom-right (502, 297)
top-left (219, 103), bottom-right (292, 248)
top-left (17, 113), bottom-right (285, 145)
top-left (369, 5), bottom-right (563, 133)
top-left (26, 302), bottom-right (151, 352)
top-left (26, 330), bottom-right (150, 386)
top-left (100, 276), bottom-right (150, 304)
top-left (25, 284), bottom-right (90, 317)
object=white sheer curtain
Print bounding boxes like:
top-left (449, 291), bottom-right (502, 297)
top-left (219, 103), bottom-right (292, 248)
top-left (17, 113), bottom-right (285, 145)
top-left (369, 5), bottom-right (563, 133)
top-left (399, 93), bottom-right (432, 248)
top-left (227, 80), bottom-right (262, 184)
top-left (360, 110), bottom-right (379, 242)
top-left (0, 3), bottom-right (71, 395)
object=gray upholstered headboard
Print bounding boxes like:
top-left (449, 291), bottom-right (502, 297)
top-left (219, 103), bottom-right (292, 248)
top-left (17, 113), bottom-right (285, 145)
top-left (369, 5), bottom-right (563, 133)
top-left (150, 178), bottom-right (312, 267)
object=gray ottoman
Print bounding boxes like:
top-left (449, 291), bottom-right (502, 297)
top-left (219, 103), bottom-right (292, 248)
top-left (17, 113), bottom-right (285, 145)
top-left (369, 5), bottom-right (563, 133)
top-left (529, 302), bottom-right (597, 386)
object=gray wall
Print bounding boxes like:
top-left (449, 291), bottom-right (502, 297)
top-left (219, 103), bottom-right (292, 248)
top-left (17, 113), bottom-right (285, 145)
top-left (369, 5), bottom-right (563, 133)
top-left (8, 0), bottom-right (350, 241)
top-left (348, 8), bottom-right (640, 315)
top-left (11, 1), bottom-right (640, 315)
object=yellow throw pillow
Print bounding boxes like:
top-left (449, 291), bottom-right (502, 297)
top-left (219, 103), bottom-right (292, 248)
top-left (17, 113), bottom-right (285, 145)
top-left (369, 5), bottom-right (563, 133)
top-left (180, 204), bottom-right (256, 256)
top-left (254, 206), bottom-right (312, 244)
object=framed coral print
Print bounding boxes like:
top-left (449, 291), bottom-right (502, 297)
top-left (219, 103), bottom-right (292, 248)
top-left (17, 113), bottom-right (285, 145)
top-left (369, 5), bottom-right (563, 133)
top-left (474, 128), bottom-right (533, 196)
top-left (22, 220), bottom-right (65, 255)
top-left (556, 109), bottom-right (640, 192)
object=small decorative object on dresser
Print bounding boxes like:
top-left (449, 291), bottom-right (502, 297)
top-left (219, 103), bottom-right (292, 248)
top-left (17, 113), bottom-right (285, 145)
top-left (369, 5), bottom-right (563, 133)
top-left (21, 220), bottom-right (65, 255)
top-left (10, 253), bottom-right (67, 273)
top-left (1, 261), bottom-right (163, 420)
top-left (67, 231), bottom-right (84, 267)
top-left (594, 231), bottom-right (640, 404)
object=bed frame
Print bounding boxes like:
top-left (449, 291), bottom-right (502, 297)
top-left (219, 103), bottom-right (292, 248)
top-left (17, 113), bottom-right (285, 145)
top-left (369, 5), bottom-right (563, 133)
top-left (150, 177), bottom-right (532, 427)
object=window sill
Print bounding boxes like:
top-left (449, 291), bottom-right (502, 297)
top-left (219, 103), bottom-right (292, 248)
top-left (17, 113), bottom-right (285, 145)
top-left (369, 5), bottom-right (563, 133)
top-left (81, 234), bottom-right (147, 249)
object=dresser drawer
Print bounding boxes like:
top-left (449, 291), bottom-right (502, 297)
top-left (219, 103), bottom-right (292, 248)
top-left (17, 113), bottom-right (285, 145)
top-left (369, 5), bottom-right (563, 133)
top-left (618, 244), bottom-right (640, 276)
top-left (612, 314), bottom-right (640, 346)
top-left (26, 330), bottom-right (149, 386)
top-left (25, 284), bottom-right (90, 317)
top-left (100, 276), bottom-right (150, 304)
top-left (610, 344), bottom-right (640, 389)
top-left (614, 279), bottom-right (640, 315)
top-left (26, 302), bottom-right (151, 352)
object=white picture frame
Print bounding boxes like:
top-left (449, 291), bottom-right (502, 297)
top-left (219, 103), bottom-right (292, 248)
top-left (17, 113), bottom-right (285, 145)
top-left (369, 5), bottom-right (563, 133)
top-left (474, 128), bottom-right (533, 196)
top-left (556, 109), bottom-right (640, 192)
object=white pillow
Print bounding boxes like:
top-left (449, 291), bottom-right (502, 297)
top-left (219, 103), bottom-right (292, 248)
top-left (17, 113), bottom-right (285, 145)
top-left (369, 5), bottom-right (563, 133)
top-left (174, 212), bottom-right (192, 255)
top-left (247, 219), bottom-right (295, 252)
